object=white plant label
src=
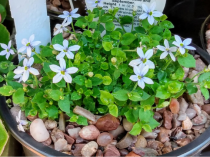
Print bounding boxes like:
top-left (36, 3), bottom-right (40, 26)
top-left (9, 0), bottom-right (51, 55)
top-left (86, 0), bottom-right (166, 32)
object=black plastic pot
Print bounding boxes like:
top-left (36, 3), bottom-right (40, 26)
top-left (200, 14), bottom-right (210, 52)
top-left (1, 43), bottom-right (210, 156)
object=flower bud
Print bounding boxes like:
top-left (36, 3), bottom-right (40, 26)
top-left (49, 101), bottom-right (53, 105)
top-left (6, 99), bottom-right (11, 104)
top-left (60, 96), bottom-right (64, 100)
top-left (111, 57), bottom-right (117, 64)
top-left (88, 72), bottom-right (94, 77)
top-left (108, 9), bottom-right (113, 14)
top-left (52, 50), bottom-right (58, 55)
top-left (50, 45), bottom-right (54, 49)
top-left (23, 87), bottom-right (28, 92)
top-left (133, 6), bottom-right (137, 12)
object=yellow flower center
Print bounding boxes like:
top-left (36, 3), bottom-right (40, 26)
top-left (61, 71), bottom-right (65, 75)
top-left (26, 43), bottom-right (30, 46)
top-left (166, 48), bottom-right (169, 52)
top-left (95, 1), bottom-right (98, 3)
top-left (64, 50), bottom-right (67, 53)
top-left (143, 58), bottom-right (147, 63)
top-left (138, 76), bottom-right (142, 80)
top-left (6, 49), bottom-right (9, 52)
top-left (24, 66), bottom-right (28, 70)
top-left (149, 12), bottom-right (153, 15)
top-left (180, 43), bottom-right (184, 47)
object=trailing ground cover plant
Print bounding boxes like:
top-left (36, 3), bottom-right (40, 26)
top-left (1, 1), bottom-right (210, 137)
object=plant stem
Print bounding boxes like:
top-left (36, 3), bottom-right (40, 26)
top-left (71, 22), bottom-right (75, 33)
top-left (124, 50), bottom-right (137, 52)
top-left (132, 82), bottom-right (138, 91)
top-left (34, 51), bottom-right (46, 62)
top-left (34, 75), bottom-right (39, 88)
top-left (114, 17), bottom-right (126, 33)
top-left (189, 71), bottom-right (205, 82)
top-left (67, 83), bottom-right (70, 92)
top-left (163, 60), bottom-right (172, 70)
top-left (97, 10), bottom-right (102, 31)
top-left (131, 16), bottom-right (134, 32)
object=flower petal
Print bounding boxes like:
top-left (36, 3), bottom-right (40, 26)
top-left (22, 70), bottom-right (29, 82)
top-left (129, 59), bottom-right (141, 67)
top-left (28, 57), bottom-right (34, 66)
top-left (27, 47), bottom-right (32, 57)
top-left (6, 52), bottom-right (10, 59)
top-left (64, 73), bottom-right (72, 83)
top-left (152, 11), bottom-right (163, 17)
top-left (150, 2), bottom-right (156, 12)
top-left (67, 17), bottom-right (73, 23)
top-left (164, 39), bottom-right (169, 48)
top-left (0, 43), bottom-right (7, 49)
top-left (63, 40), bottom-right (69, 48)
top-left (54, 29), bottom-right (61, 36)
top-left (69, 45), bottom-right (80, 51)
top-left (71, 8), bottom-right (79, 14)
top-left (31, 41), bottom-right (41, 46)
top-left (0, 50), bottom-right (7, 56)
top-left (53, 44), bottom-right (64, 51)
top-left (21, 39), bottom-right (28, 45)
top-left (160, 51), bottom-right (168, 59)
top-left (23, 58), bottom-right (28, 66)
top-left (185, 45), bottom-right (196, 50)
top-left (134, 66), bottom-right (141, 75)
top-left (157, 45), bottom-right (166, 51)
top-left (59, 58), bottom-right (66, 70)
top-left (14, 74), bottom-right (22, 79)
top-left (179, 47), bottom-right (186, 54)
top-left (146, 60), bottom-right (155, 69)
top-left (66, 51), bottom-right (74, 59)
top-left (172, 41), bottom-right (180, 47)
top-left (17, 123), bottom-right (25, 132)
top-left (56, 52), bottom-right (66, 60)
top-left (148, 15), bottom-right (154, 25)
top-left (145, 49), bottom-right (153, 59)
top-left (139, 13), bottom-right (148, 20)
top-left (58, 14), bottom-right (68, 18)
top-left (53, 73), bottom-right (63, 83)
top-left (63, 11), bottom-right (70, 15)
top-left (10, 49), bottom-right (15, 55)
top-left (130, 75), bottom-right (138, 82)
top-left (137, 48), bottom-right (144, 58)
top-left (66, 67), bottom-right (78, 74)
top-left (29, 34), bottom-right (35, 42)
top-left (8, 41), bottom-right (12, 49)
top-left (18, 46), bottom-right (26, 52)
top-left (175, 35), bottom-right (182, 44)
top-left (169, 47), bottom-right (177, 52)
top-left (72, 14), bottom-right (81, 18)
top-left (143, 77), bottom-right (154, 84)
top-left (169, 52), bottom-right (176, 61)
top-left (142, 4), bottom-right (149, 12)
top-left (20, 120), bottom-right (28, 125)
top-left (29, 68), bottom-right (39, 75)
top-left (138, 80), bottom-right (145, 89)
top-left (141, 65), bottom-right (149, 76)
top-left (50, 65), bottom-right (61, 72)
top-left (183, 38), bottom-right (192, 46)
top-left (14, 67), bottom-right (24, 74)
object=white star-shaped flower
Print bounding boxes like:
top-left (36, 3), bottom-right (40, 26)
top-left (157, 39), bottom-right (177, 61)
top-left (87, 0), bottom-right (104, 8)
top-left (16, 110), bottom-right (28, 132)
top-left (130, 64), bottom-right (154, 89)
top-left (13, 57), bottom-right (39, 82)
top-left (18, 34), bottom-right (41, 57)
top-left (129, 48), bottom-right (155, 69)
top-left (172, 35), bottom-right (196, 55)
top-left (50, 58), bottom-right (78, 83)
top-left (54, 20), bottom-right (71, 36)
top-left (58, 8), bottom-right (80, 23)
top-left (53, 39), bottom-right (80, 60)
top-left (139, 2), bottom-right (163, 25)
top-left (14, 74), bottom-right (23, 83)
top-left (0, 41), bottom-right (15, 59)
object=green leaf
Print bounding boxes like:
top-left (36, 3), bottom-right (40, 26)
top-left (71, 91), bottom-right (82, 100)
top-left (55, 79), bottom-right (66, 88)
top-left (49, 90), bottom-right (62, 101)
top-left (108, 104), bottom-right (118, 117)
top-left (199, 72), bottom-right (210, 83)
top-left (135, 26), bottom-right (146, 34)
top-left (139, 108), bottom-right (153, 123)
top-left (157, 101), bottom-right (170, 108)
top-left (125, 109), bottom-right (138, 123)
top-left (201, 87), bottom-right (209, 100)
top-left (100, 90), bottom-right (115, 105)
top-left (7, 80), bottom-right (23, 90)
top-left (40, 46), bottom-right (53, 57)
top-left (120, 16), bottom-right (133, 25)
top-left (83, 30), bottom-right (92, 37)
top-left (83, 97), bottom-right (95, 112)
top-left (128, 91), bottom-right (142, 101)
top-left (0, 120), bottom-right (9, 155)
top-left (112, 89), bottom-right (129, 101)
top-left (12, 88), bottom-right (24, 104)
top-left (103, 76), bottom-right (112, 85)
top-left (159, 20), bottom-right (174, 29)
top-left (100, 14), bottom-right (113, 23)
top-left (92, 31), bottom-right (100, 39)
top-left (46, 105), bottom-right (58, 119)
top-left (150, 34), bottom-right (162, 41)
top-left (142, 19), bottom-right (150, 30)
top-left (90, 77), bottom-right (103, 86)
top-left (102, 41), bottom-right (113, 51)
top-left (105, 22), bottom-right (115, 31)
top-left (156, 85), bottom-right (171, 99)
top-left (0, 85), bottom-right (13, 96)
top-left (73, 75), bottom-right (85, 86)
top-left (0, 24), bottom-right (10, 57)
top-left (77, 116), bottom-right (88, 126)
top-left (32, 91), bottom-right (46, 104)
top-left (150, 26), bottom-right (164, 34)
top-left (121, 33), bottom-right (136, 46)
top-left (0, 4), bottom-right (6, 23)
top-left (163, 29), bottom-right (171, 40)
top-left (111, 48), bottom-right (126, 60)
top-left (168, 81), bottom-right (184, 94)
top-left (178, 54), bottom-right (196, 68)
top-left (148, 118), bottom-right (160, 129)
top-left (129, 122), bottom-right (142, 136)
top-left (89, 21), bottom-right (98, 29)
top-left (85, 79), bottom-right (92, 88)
top-left (171, 65), bottom-right (185, 81)
top-left (43, 62), bottom-right (52, 73)
top-left (141, 96), bottom-right (155, 107)
top-left (186, 83), bottom-right (198, 95)
top-left (100, 62), bottom-right (109, 70)
top-left (110, 31), bottom-right (121, 40)
top-left (86, 13), bottom-right (95, 22)
top-left (58, 95), bottom-right (70, 113)
top-left (52, 33), bottom-right (63, 45)
top-left (142, 124), bottom-right (152, 132)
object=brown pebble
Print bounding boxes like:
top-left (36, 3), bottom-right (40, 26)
top-left (27, 115), bottom-right (38, 121)
top-left (169, 98), bottom-right (180, 114)
top-left (96, 150), bottom-right (103, 157)
top-left (154, 112), bottom-right (162, 121)
top-left (51, 128), bottom-right (64, 143)
top-left (119, 149), bottom-right (129, 156)
top-left (72, 144), bottom-right (86, 156)
top-left (182, 117), bottom-right (193, 130)
top-left (116, 133), bottom-right (133, 149)
top-left (65, 125), bottom-right (74, 133)
top-left (64, 133), bottom-right (75, 144)
top-left (126, 152), bottom-right (141, 157)
top-left (202, 104), bottom-right (210, 114)
top-left (104, 144), bottom-right (120, 157)
top-left (157, 127), bottom-right (171, 143)
top-left (97, 132), bottom-right (113, 146)
top-left (176, 138), bottom-right (191, 147)
top-left (79, 125), bottom-right (100, 140)
top-left (192, 114), bottom-right (207, 125)
top-left (162, 146), bottom-right (172, 154)
top-left (163, 110), bottom-right (173, 130)
top-left (147, 141), bottom-right (164, 151)
top-left (42, 137), bottom-right (52, 146)
top-left (135, 135), bottom-right (147, 148)
top-left (109, 125), bottom-right (125, 139)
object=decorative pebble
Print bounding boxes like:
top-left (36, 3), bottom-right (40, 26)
top-left (42, 137), bottom-right (52, 146)
top-left (126, 151), bottom-right (141, 157)
top-left (45, 120), bottom-right (57, 130)
top-left (79, 125), bottom-right (100, 140)
top-left (59, 112), bottom-right (65, 132)
top-left (97, 132), bottom-right (113, 146)
top-left (192, 125), bottom-right (205, 131)
top-left (132, 147), bottom-right (158, 156)
top-left (27, 115), bottom-right (38, 121)
top-left (96, 150), bottom-right (103, 157)
top-left (192, 114), bottom-right (207, 125)
top-left (172, 114), bottom-right (181, 128)
top-left (186, 108), bottom-right (197, 119)
top-left (119, 149), bottom-right (129, 156)
top-left (153, 112), bottom-right (162, 121)
top-left (116, 133), bottom-right (133, 149)
top-left (141, 130), bottom-right (158, 139)
top-left (73, 106), bottom-right (96, 122)
top-left (10, 106), bottom-right (27, 120)
top-left (104, 144), bottom-right (120, 157)
top-left (95, 114), bottom-right (120, 131)
top-left (182, 117), bottom-right (193, 130)
top-left (162, 146), bottom-right (172, 154)
top-left (123, 118), bottom-right (134, 132)
top-left (68, 127), bottom-right (81, 139)
top-left (109, 125), bottom-right (125, 138)
top-left (177, 112), bottom-right (187, 121)
top-left (178, 98), bottom-right (189, 113)
top-left (72, 144), bottom-right (86, 156)
top-left (30, 119), bottom-right (50, 142)
top-left (64, 133), bottom-right (75, 144)
top-left (187, 90), bottom-right (204, 105)
top-left (176, 138), bottom-right (191, 147)
top-left (169, 99), bottom-right (180, 114)
top-left (65, 125), bottom-right (74, 133)
top-left (81, 141), bottom-right (98, 157)
top-left (54, 139), bottom-right (70, 152)
top-left (193, 104), bottom-right (202, 115)
top-left (163, 110), bottom-right (173, 130)
top-left (183, 67), bottom-right (189, 80)
top-left (157, 127), bottom-right (171, 143)
top-left (135, 135), bottom-right (147, 148)
top-left (195, 58), bottom-right (206, 72)
top-left (51, 128), bottom-right (64, 143)
top-left (202, 104), bottom-right (210, 114)
top-left (147, 141), bottom-right (164, 151)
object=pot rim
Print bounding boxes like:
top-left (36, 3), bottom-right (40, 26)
top-left (1, 43), bottom-right (210, 157)
top-left (200, 14), bottom-right (210, 52)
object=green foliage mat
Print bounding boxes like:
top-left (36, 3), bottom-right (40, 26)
top-left (0, 119), bottom-right (9, 155)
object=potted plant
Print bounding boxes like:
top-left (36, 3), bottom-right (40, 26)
top-left (1, 1), bottom-right (210, 156)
